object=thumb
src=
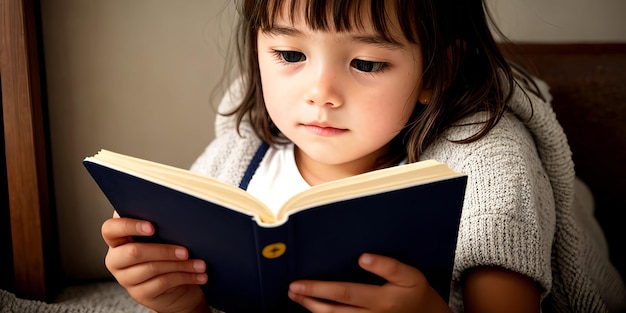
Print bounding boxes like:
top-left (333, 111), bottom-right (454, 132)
top-left (359, 253), bottom-right (426, 288)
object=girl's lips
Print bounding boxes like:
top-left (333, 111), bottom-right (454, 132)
top-left (302, 124), bottom-right (347, 136)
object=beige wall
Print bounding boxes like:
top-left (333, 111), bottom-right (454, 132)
top-left (41, 1), bottom-right (626, 281)
top-left (486, 0), bottom-right (626, 42)
top-left (41, 0), bottom-right (236, 281)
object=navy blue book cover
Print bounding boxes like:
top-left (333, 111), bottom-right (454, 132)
top-left (84, 159), bottom-right (466, 313)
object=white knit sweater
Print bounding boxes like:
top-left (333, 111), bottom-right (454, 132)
top-left (190, 80), bottom-right (626, 312)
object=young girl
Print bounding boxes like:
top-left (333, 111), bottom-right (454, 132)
top-left (101, 0), bottom-right (626, 312)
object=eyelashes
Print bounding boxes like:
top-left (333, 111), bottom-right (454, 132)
top-left (272, 50), bottom-right (306, 63)
top-left (270, 49), bottom-right (390, 74)
top-left (350, 59), bottom-right (388, 73)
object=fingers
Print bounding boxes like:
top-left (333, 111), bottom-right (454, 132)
top-left (101, 215), bottom-right (154, 248)
top-left (116, 259), bottom-right (207, 287)
top-left (101, 212), bottom-right (210, 313)
top-left (289, 280), bottom-right (377, 310)
top-left (127, 278), bottom-right (207, 313)
top-left (106, 242), bottom-right (189, 270)
top-left (358, 253), bottom-right (425, 288)
top-left (120, 260), bottom-right (209, 313)
top-left (289, 254), bottom-right (433, 312)
top-left (102, 216), bottom-right (207, 287)
top-left (105, 241), bottom-right (208, 303)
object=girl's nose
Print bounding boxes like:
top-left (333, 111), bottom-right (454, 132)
top-left (304, 65), bottom-right (344, 108)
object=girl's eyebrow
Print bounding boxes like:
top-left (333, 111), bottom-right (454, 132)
top-left (264, 25), bottom-right (405, 51)
top-left (264, 25), bottom-right (303, 37)
top-left (351, 35), bottom-right (404, 50)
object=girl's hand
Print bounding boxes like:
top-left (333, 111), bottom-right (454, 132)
top-left (287, 253), bottom-right (452, 313)
top-left (102, 211), bottom-right (210, 313)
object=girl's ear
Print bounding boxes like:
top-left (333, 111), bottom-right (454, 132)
top-left (418, 88), bottom-right (432, 105)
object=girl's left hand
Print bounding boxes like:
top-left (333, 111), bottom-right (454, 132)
top-left (288, 253), bottom-right (452, 313)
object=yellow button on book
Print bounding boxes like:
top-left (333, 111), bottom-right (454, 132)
top-left (262, 242), bottom-right (287, 259)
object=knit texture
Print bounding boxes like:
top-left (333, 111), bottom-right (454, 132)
top-left (0, 282), bottom-right (144, 313)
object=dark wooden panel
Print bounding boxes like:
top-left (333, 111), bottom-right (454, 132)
top-left (0, 79), bottom-right (16, 293)
top-left (0, 0), bottom-right (59, 301)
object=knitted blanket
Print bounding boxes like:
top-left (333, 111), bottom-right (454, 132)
top-left (0, 282), bottom-right (143, 313)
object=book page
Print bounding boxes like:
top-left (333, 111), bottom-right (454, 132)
top-left (276, 160), bottom-right (464, 221)
top-left (86, 150), bottom-right (463, 226)
top-left (86, 150), bottom-right (277, 223)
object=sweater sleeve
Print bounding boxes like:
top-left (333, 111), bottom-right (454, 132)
top-left (422, 112), bottom-right (556, 309)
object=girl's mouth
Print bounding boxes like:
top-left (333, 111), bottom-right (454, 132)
top-left (302, 124), bottom-right (347, 136)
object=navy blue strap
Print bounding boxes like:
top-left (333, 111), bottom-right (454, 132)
top-left (239, 142), bottom-right (270, 190)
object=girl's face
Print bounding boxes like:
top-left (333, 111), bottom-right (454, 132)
top-left (257, 3), bottom-right (427, 183)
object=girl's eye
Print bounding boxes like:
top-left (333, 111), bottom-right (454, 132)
top-left (274, 50), bottom-right (306, 63)
top-left (351, 59), bottom-right (387, 73)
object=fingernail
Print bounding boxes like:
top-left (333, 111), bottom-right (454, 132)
top-left (193, 260), bottom-right (205, 272)
top-left (289, 282), bottom-right (304, 293)
top-left (138, 222), bottom-right (152, 234)
top-left (175, 248), bottom-right (187, 259)
top-left (196, 274), bottom-right (207, 283)
top-left (361, 253), bottom-right (374, 265)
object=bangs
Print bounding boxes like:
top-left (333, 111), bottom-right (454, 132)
top-left (239, 0), bottom-right (421, 44)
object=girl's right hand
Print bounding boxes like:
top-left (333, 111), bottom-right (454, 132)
top-left (101, 211), bottom-right (210, 313)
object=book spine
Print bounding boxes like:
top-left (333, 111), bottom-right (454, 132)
top-left (253, 223), bottom-right (300, 312)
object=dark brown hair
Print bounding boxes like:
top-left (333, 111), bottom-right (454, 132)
top-left (221, 0), bottom-right (526, 164)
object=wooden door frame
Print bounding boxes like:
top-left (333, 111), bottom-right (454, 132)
top-left (1, 0), bottom-right (60, 301)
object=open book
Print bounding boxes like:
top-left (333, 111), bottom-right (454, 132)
top-left (83, 149), bottom-right (467, 312)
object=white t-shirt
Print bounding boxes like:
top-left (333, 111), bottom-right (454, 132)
top-left (246, 143), bottom-right (311, 215)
